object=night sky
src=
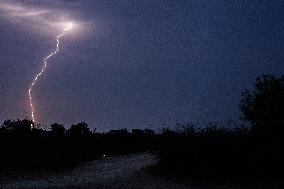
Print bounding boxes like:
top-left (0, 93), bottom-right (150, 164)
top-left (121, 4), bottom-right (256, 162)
top-left (0, 0), bottom-right (283, 131)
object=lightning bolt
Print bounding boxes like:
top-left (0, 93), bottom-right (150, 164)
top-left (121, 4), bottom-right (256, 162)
top-left (28, 23), bottom-right (72, 126)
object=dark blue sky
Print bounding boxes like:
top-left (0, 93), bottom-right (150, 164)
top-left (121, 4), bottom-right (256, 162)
top-left (0, 0), bottom-right (283, 131)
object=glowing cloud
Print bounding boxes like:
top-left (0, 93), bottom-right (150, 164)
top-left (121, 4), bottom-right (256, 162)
top-left (0, 1), bottom-right (74, 34)
top-left (0, 2), bottom-right (51, 18)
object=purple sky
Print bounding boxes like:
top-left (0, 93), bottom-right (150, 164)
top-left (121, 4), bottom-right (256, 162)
top-left (0, 0), bottom-right (284, 131)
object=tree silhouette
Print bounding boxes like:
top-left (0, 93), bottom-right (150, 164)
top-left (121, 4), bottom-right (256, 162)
top-left (50, 123), bottom-right (66, 138)
top-left (1, 119), bottom-right (32, 133)
top-left (240, 75), bottom-right (284, 131)
top-left (68, 122), bottom-right (92, 138)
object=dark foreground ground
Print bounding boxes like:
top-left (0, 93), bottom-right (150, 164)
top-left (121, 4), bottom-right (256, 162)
top-left (0, 153), bottom-right (187, 189)
top-left (0, 153), bottom-right (277, 189)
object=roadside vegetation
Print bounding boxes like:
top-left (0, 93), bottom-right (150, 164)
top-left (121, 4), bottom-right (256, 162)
top-left (1, 74), bottom-right (283, 186)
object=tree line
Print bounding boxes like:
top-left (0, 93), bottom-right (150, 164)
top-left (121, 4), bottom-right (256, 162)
top-left (1, 74), bottom-right (284, 186)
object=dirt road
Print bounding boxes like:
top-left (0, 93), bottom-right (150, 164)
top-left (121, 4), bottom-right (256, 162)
top-left (0, 153), bottom-right (197, 189)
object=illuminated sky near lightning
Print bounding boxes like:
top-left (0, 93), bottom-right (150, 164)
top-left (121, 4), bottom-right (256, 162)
top-left (0, 0), bottom-right (284, 131)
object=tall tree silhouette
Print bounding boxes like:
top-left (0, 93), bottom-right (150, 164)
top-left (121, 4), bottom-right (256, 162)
top-left (240, 75), bottom-right (284, 131)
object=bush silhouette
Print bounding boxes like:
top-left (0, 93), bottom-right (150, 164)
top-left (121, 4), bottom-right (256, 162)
top-left (240, 75), bottom-right (284, 131)
top-left (68, 122), bottom-right (92, 138)
top-left (0, 119), bottom-right (158, 170)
